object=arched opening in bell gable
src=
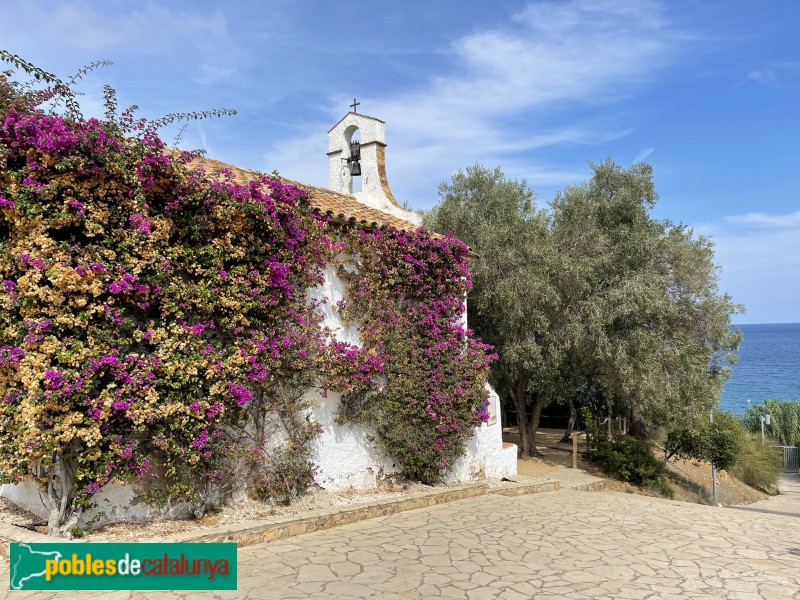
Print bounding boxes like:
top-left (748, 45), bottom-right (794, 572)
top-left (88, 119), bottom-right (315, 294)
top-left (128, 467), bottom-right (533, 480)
top-left (344, 125), bottom-right (362, 193)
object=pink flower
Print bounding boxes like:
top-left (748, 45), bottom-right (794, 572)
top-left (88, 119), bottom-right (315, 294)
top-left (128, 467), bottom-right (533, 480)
top-left (128, 212), bottom-right (152, 235)
top-left (191, 429), bottom-right (209, 450)
top-left (229, 383), bottom-right (253, 406)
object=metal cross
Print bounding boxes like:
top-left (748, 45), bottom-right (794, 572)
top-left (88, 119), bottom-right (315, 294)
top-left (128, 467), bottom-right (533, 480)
top-left (350, 98), bottom-right (360, 113)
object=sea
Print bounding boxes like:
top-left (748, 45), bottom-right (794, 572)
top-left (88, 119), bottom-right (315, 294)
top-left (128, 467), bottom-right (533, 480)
top-left (720, 323), bottom-right (800, 415)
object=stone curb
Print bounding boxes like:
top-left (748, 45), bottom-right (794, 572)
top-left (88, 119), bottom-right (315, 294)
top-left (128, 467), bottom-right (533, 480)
top-left (0, 480), bottom-right (565, 558)
top-left (571, 480), bottom-right (610, 492)
top-left (488, 481), bottom-right (560, 497)
top-left (0, 523), bottom-right (66, 559)
top-left (169, 482), bottom-right (492, 547)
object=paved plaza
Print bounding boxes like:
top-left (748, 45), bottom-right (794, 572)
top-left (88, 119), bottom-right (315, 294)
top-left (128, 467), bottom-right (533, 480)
top-left (2, 476), bottom-right (800, 599)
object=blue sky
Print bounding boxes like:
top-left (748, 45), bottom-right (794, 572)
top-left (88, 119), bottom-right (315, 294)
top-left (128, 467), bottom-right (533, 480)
top-left (1, 0), bottom-right (798, 323)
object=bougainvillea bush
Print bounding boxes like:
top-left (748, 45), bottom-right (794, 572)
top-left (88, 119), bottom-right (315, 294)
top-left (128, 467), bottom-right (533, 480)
top-left (336, 229), bottom-right (494, 483)
top-left (0, 56), bottom-right (493, 535)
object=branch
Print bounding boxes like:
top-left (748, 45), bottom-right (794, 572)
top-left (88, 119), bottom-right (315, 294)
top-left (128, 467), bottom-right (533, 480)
top-left (143, 108), bottom-right (238, 136)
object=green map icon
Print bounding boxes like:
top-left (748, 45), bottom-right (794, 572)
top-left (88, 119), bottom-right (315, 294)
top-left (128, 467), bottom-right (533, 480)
top-left (10, 543), bottom-right (63, 590)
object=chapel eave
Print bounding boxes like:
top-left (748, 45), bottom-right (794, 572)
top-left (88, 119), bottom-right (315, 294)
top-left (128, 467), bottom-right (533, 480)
top-left (327, 111), bottom-right (385, 134)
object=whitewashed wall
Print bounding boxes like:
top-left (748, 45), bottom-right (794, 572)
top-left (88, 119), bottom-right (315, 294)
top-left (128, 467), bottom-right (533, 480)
top-left (308, 389), bottom-right (402, 491)
top-left (308, 263), bottom-right (517, 489)
top-left (0, 479), bottom-right (192, 527)
top-left (305, 263), bottom-right (401, 490)
top-left (0, 480), bottom-right (47, 520)
top-left (445, 386), bottom-right (517, 482)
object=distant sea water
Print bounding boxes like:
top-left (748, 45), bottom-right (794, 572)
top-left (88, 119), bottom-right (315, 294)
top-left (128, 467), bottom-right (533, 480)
top-left (720, 323), bottom-right (800, 415)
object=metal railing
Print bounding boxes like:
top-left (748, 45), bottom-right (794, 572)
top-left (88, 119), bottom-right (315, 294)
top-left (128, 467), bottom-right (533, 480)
top-left (501, 407), bottom-right (573, 431)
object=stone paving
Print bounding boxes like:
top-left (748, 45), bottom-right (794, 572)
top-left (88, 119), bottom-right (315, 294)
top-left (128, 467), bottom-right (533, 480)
top-left (2, 474), bottom-right (800, 599)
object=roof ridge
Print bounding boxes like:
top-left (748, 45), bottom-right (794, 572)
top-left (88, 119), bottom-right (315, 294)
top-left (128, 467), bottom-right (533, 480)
top-left (164, 150), bottom-right (422, 232)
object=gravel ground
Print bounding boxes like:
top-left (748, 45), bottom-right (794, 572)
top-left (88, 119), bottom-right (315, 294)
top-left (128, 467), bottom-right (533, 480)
top-left (0, 496), bottom-right (38, 527)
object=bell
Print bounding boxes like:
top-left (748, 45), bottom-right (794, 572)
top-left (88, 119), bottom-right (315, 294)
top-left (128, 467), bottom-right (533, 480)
top-left (349, 140), bottom-right (361, 161)
top-left (348, 159), bottom-right (361, 176)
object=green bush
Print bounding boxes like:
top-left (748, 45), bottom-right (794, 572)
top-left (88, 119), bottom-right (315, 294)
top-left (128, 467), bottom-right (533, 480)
top-left (251, 443), bottom-right (317, 505)
top-left (667, 411), bottom-right (782, 494)
top-left (665, 411), bottom-right (742, 471)
top-left (728, 434), bottom-right (782, 495)
top-left (592, 433), bottom-right (673, 497)
top-left (743, 399), bottom-right (800, 447)
top-left (708, 413), bottom-right (744, 471)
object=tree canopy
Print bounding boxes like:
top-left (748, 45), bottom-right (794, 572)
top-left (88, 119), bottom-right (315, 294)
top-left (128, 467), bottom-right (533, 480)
top-left (428, 161), bottom-right (741, 455)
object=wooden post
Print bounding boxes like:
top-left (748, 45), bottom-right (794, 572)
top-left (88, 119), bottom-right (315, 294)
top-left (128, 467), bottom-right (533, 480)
top-left (572, 433), bottom-right (578, 469)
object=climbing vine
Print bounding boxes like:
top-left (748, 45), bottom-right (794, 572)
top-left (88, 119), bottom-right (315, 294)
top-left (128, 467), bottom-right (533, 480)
top-left (335, 228), bottom-right (494, 483)
top-left (0, 60), bottom-right (331, 534)
top-left (0, 55), bottom-right (494, 535)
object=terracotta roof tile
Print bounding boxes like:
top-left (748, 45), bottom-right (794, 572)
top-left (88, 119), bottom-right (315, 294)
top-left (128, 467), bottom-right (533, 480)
top-left (180, 153), bottom-right (421, 232)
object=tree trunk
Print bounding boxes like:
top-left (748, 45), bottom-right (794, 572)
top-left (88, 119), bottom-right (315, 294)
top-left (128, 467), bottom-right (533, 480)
top-left (559, 396), bottom-right (578, 443)
top-left (527, 399), bottom-right (543, 455)
top-left (511, 373), bottom-right (534, 457)
top-left (511, 384), bottom-right (529, 457)
top-left (46, 453), bottom-right (81, 537)
top-left (595, 386), bottom-right (605, 425)
top-left (629, 396), bottom-right (647, 438)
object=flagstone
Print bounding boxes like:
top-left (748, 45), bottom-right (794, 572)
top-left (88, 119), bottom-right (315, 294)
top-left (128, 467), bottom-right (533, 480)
top-left (4, 479), bottom-right (800, 599)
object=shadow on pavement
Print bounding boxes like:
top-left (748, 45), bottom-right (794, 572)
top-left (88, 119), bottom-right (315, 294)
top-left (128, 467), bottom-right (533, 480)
top-left (724, 505), bottom-right (800, 519)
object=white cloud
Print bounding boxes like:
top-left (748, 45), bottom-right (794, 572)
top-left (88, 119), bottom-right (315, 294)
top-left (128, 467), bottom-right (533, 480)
top-left (265, 0), bottom-right (686, 207)
top-left (743, 62), bottom-right (799, 88)
top-left (195, 63), bottom-right (237, 86)
top-left (725, 210), bottom-right (800, 228)
top-left (0, 2), bottom-right (240, 85)
top-left (634, 147), bottom-right (655, 163)
top-left (746, 70), bottom-right (779, 87)
top-left (695, 214), bottom-right (800, 323)
top-left (1, 3), bottom-right (228, 52)
top-left (262, 129), bottom-right (328, 187)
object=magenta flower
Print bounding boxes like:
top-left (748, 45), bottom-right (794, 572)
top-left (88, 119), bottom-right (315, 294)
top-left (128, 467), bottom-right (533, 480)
top-left (229, 383), bottom-right (253, 406)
